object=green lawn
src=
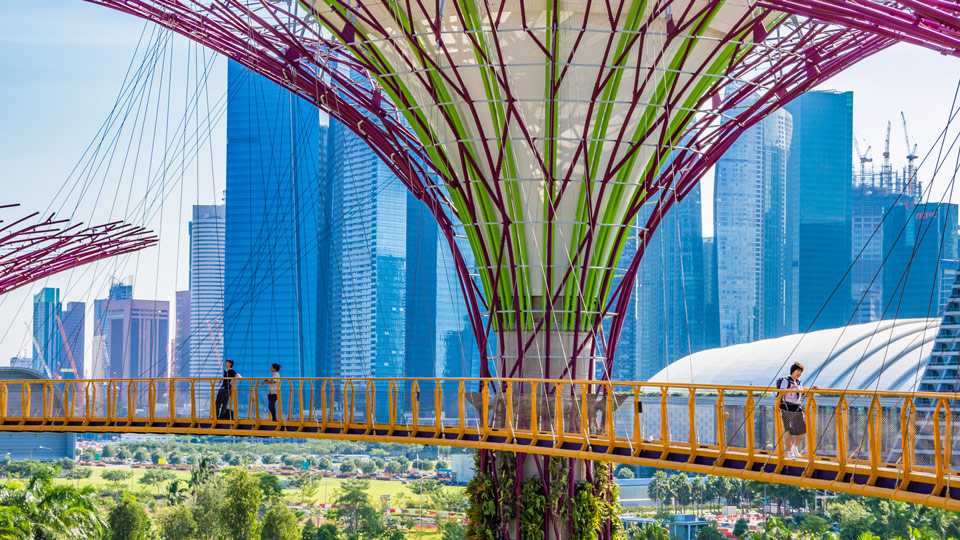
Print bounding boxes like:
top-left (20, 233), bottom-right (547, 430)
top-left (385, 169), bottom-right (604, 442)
top-left (280, 476), bottom-right (464, 506)
top-left (45, 465), bottom-right (463, 510)
top-left (51, 466), bottom-right (190, 491)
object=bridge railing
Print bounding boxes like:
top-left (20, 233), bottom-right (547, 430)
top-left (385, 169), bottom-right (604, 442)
top-left (0, 377), bottom-right (957, 482)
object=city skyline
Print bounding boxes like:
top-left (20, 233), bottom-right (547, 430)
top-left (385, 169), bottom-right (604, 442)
top-left (4, 4), bottom-right (960, 368)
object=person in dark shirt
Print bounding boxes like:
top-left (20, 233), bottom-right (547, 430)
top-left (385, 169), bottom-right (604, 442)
top-left (215, 359), bottom-right (240, 421)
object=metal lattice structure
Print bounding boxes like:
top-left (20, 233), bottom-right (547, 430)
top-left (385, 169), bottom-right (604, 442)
top-left (83, 0), bottom-right (903, 381)
top-left (73, 1), bottom-right (960, 536)
top-left (0, 205), bottom-right (158, 296)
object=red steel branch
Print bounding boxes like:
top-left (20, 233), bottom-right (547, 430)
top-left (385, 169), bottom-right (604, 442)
top-left (80, 0), bottom-right (960, 377)
top-left (0, 206), bottom-right (158, 296)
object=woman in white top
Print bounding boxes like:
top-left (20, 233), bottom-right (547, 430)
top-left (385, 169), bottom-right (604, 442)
top-left (267, 363), bottom-right (281, 422)
top-left (778, 361), bottom-right (820, 458)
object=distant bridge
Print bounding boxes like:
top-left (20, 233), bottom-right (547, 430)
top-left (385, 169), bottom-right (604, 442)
top-left (1, 376), bottom-right (958, 509)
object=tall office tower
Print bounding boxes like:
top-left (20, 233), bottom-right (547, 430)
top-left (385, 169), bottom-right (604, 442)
top-left (612, 184), bottom-right (705, 381)
top-left (94, 298), bottom-right (170, 382)
top-left (174, 290), bottom-right (191, 378)
top-left (32, 288), bottom-right (61, 377)
top-left (327, 118), bottom-right (408, 390)
top-left (190, 204), bottom-right (225, 378)
top-left (715, 105), bottom-right (793, 345)
top-left (223, 60), bottom-right (321, 379)
top-left (702, 237), bottom-right (721, 351)
top-left (851, 170), bottom-right (921, 323)
top-left (61, 302), bottom-right (85, 379)
top-left (92, 279), bottom-right (132, 380)
top-left (405, 203), bottom-right (478, 415)
top-left (785, 91), bottom-right (854, 332)
top-left (883, 203), bottom-right (959, 319)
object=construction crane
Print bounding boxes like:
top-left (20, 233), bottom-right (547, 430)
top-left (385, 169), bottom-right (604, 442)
top-left (901, 111), bottom-right (919, 185)
top-left (882, 121), bottom-right (893, 188)
top-left (854, 136), bottom-right (873, 184)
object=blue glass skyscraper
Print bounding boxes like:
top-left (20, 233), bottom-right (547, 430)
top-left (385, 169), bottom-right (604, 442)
top-left (32, 288), bottom-right (61, 376)
top-left (224, 60), bottom-right (321, 379)
top-left (715, 102), bottom-right (793, 345)
top-left (883, 202), bottom-right (959, 319)
top-left (611, 183), bottom-right (705, 381)
top-left (785, 91), bottom-right (854, 332)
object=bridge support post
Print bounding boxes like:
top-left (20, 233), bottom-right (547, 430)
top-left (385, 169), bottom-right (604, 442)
top-left (466, 329), bottom-right (624, 540)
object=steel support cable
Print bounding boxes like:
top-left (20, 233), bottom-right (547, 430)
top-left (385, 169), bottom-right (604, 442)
top-left (726, 77), bottom-right (960, 474)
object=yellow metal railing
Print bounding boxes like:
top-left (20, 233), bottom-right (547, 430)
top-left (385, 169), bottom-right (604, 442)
top-left (1, 377), bottom-right (959, 509)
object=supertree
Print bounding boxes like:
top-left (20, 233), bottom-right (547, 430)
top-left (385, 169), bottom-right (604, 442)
top-left (78, 0), bottom-right (960, 538)
top-left (0, 204), bottom-right (158, 296)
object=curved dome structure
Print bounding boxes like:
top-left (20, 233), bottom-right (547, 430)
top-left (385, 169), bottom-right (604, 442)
top-left (650, 318), bottom-right (940, 392)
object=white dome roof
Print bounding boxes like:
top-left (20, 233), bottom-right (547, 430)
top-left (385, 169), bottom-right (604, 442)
top-left (649, 318), bottom-right (940, 392)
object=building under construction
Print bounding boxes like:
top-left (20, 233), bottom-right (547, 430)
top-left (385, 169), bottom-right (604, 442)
top-left (852, 116), bottom-right (958, 323)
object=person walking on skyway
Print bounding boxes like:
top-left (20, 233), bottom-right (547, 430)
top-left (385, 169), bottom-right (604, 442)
top-left (778, 362), bottom-right (820, 458)
top-left (267, 363), bottom-right (281, 422)
top-left (216, 359), bottom-right (240, 421)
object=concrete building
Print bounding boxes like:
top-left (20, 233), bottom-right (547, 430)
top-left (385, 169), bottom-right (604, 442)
top-left (93, 298), bottom-right (170, 382)
top-left (174, 290), bottom-right (190, 378)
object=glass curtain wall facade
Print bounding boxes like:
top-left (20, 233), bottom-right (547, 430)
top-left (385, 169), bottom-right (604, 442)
top-left (190, 204), bottom-right (225, 378)
top-left (174, 291), bottom-right (190, 378)
top-left (785, 91), bottom-right (854, 332)
top-left (851, 170), bottom-right (921, 323)
top-left (61, 302), bottom-right (84, 379)
top-left (611, 183), bottom-right (705, 381)
top-left (32, 288), bottom-right (61, 377)
top-left (224, 60), bottom-right (321, 379)
top-left (326, 118), bottom-right (408, 415)
top-left (883, 203), bottom-right (959, 319)
top-left (715, 105), bottom-right (793, 345)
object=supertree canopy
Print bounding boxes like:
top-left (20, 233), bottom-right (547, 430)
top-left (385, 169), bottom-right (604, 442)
top-left (0, 205), bottom-right (158, 296)
top-left (77, 0), bottom-right (960, 538)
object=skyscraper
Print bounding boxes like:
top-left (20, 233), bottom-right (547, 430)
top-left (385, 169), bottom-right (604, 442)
top-left (174, 290), bottom-right (190, 378)
top-left (190, 204), bottom-right (225, 378)
top-left (224, 60), bottom-right (321, 378)
top-left (715, 105), bottom-right (793, 345)
top-left (32, 288), bottom-right (61, 377)
top-left (851, 168), bottom-right (920, 323)
top-left (93, 298), bottom-right (169, 381)
top-left (61, 302), bottom-right (84, 379)
top-left (883, 203), bottom-right (959, 319)
top-left (612, 183), bottom-right (705, 380)
top-left (326, 119), bottom-right (408, 384)
top-left (785, 91), bottom-right (854, 332)
top-left (702, 237), bottom-right (720, 351)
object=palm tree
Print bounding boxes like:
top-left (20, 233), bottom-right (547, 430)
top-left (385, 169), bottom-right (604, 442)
top-left (648, 471), bottom-right (668, 510)
top-left (691, 477), bottom-right (705, 514)
top-left (189, 456), bottom-right (215, 496)
top-left (928, 508), bottom-right (958, 540)
top-left (0, 466), bottom-right (104, 540)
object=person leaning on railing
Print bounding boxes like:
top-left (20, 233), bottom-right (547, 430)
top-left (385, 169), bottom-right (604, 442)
top-left (778, 362), bottom-right (820, 459)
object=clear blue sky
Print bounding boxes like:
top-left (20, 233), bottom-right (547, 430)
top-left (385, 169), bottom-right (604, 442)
top-left (1, 2), bottom-right (959, 365)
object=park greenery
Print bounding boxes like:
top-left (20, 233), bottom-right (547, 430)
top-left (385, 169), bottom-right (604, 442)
top-left (3, 441), bottom-right (960, 540)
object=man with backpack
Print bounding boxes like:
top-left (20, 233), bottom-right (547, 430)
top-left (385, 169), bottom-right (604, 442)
top-left (777, 362), bottom-right (820, 458)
